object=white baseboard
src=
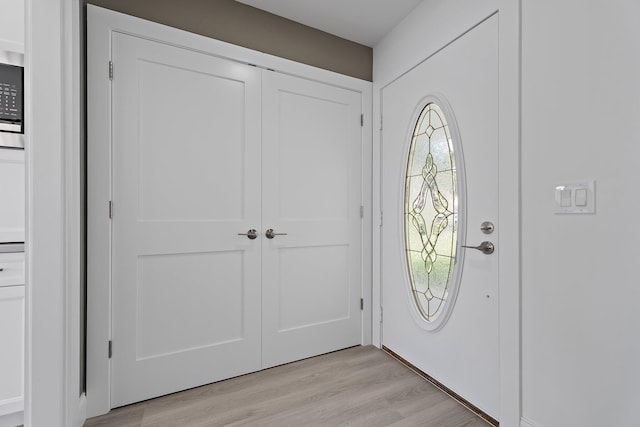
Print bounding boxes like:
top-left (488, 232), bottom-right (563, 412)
top-left (0, 396), bottom-right (23, 427)
top-left (0, 410), bottom-right (23, 427)
top-left (521, 417), bottom-right (542, 427)
top-left (76, 394), bottom-right (87, 427)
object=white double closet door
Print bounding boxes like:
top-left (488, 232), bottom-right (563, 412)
top-left (110, 33), bottom-right (362, 407)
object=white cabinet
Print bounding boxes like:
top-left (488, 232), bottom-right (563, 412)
top-left (0, 149), bottom-right (25, 243)
top-left (0, 0), bottom-right (24, 53)
top-left (0, 251), bottom-right (24, 426)
top-left (0, 285), bottom-right (24, 422)
top-left (0, 252), bottom-right (23, 288)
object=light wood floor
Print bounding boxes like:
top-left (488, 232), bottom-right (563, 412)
top-left (84, 346), bottom-right (492, 427)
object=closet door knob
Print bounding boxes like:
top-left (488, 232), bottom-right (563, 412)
top-left (238, 229), bottom-right (258, 240)
top-left (265, 229), bottom-right (287, 239)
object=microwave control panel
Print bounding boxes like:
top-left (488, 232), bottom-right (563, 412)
top-left (0, 63), bottom-right (23, 134)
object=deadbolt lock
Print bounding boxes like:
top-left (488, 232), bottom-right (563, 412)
top-left (480, 221), bottom-right (494, 234)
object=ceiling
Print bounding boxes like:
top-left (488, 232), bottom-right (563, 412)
top-left (235, 0), bottom-right (423, 47)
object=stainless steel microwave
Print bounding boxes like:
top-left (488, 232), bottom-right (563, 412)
top-left (0, 50), bottom-right (24, 149)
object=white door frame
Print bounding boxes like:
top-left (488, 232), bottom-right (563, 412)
top-left (86, 5), bottom-right (372, 417)
top-left (25, 0), bottom-right (87, 426)
top-left (372, 2), bottom-right (521, 425)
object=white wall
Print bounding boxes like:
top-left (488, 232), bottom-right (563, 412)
top-left (521, 1), bottom-right (640, 426)
top-left (373, 0), bottom-right (496, 85)
top-left (0, 0), bottom-right (24, 52)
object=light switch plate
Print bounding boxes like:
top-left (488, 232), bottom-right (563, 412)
top-left (555, 181), bottom-right (595, 214)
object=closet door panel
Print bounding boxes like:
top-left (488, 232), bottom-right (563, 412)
top-left (110, 32), bottom-right (262, 407)
top-left (261, 72), bottom-right (362, 368)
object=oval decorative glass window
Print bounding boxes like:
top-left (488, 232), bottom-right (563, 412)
top-left (404, 101), bottom-right (463, 326)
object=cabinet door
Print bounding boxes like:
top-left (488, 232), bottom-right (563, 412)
top-left (0, 148), bottom-right (25, 243)
top-left (0, 285), bottom-right (24, 417)
top-left (0, 251), bottom-right (24, 288)
top-left (0, 0), bottom-right (24, 52)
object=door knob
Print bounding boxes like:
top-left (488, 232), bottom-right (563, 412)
top-left (238, 229), bottom-right (258, 240)
top-left (265, 229), bottom-right (287, 239)
top-left (462, 241), bottom-right (494, 254)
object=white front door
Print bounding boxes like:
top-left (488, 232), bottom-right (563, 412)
top-left (381, 16), bottom-right (500, 418)
top-left (109, 33), bottom-right (362, 407)
top-left (110, 33), bottom-right (262, 406)
top-left (261, 72), bottom-right (362, 368)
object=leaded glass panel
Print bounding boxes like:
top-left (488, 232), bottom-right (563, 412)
top-left (404, 102), bottom-right (458, 323)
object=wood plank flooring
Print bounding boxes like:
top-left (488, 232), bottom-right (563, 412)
top-left (84, 346), bottom-right (492, 427)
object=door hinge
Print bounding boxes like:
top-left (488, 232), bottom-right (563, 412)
top-left (108, 200), bottom-right (113, 219)
top-left (380, 115), bottom-right (383, 131)
top-left (360, 298), bottom-right (364, 310)
top-left (360, 205), bottom-right (364, 219)
top-left (380, 211), bottom-right (383, 227)
top-left (360, 114), bottom-right (364, 127)
top-left (109, 61), bottom-right (113, 80)
top-left (380, 306), bottom-right (383, 323)
top-left (108, 340), bottom-right (113, 358)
